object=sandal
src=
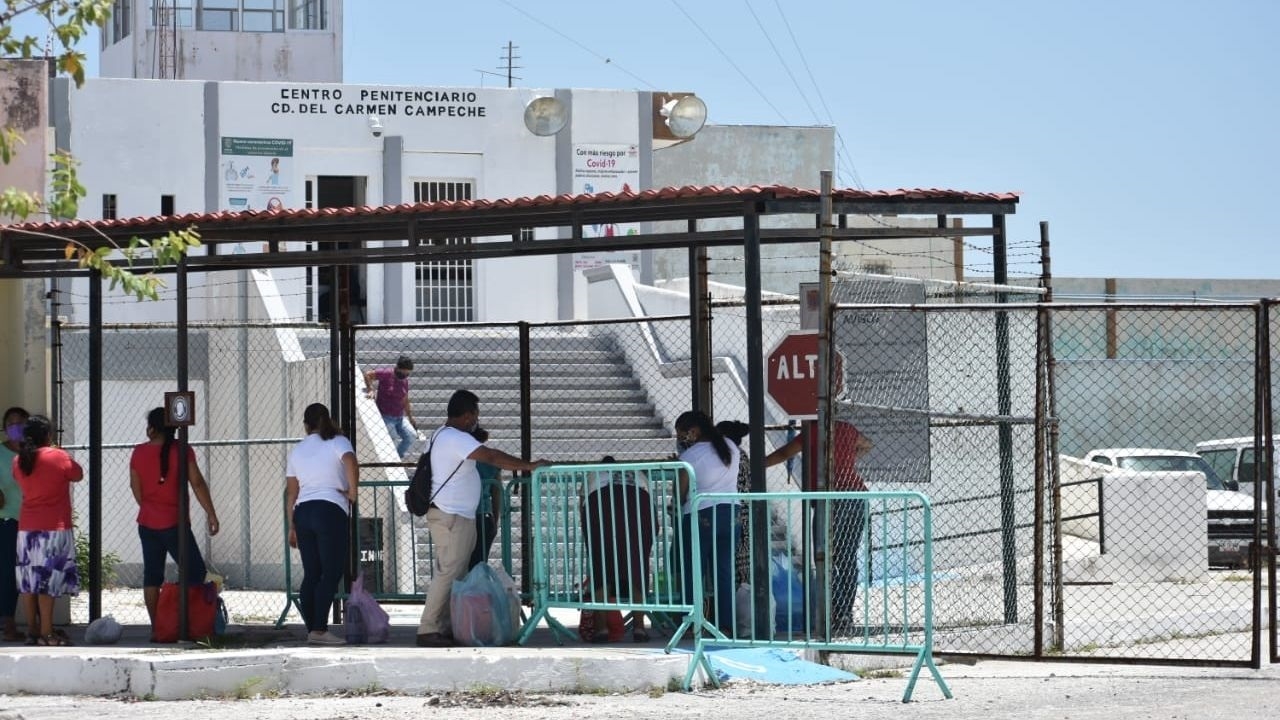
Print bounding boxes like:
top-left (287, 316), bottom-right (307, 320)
top-left (37, 633), bottom-right (70, 647)
top-left (24, 634), bottom-right (37, 646)
top-left (632, 627), bottom-right (651, 643)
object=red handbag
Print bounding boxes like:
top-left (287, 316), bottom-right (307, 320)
top-left (153, 581), bottom-right (220, 642)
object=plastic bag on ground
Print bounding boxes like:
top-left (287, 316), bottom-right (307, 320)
top-left (85, 615), bottom-right (123, 645)
top-left (345, 572), bottom-right (390, 644)
top-left (450, 563), bottom-right (516, 647)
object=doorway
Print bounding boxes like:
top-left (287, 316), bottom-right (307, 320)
top-left (308, 175), bottom-right (368, 323)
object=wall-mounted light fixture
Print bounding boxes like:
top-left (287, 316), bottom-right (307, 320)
top-left (523, 96), bottom-right (569, 136)
top-left (653, 92), bottom-right (707, 149)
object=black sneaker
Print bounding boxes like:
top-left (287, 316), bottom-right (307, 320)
top-left (416, 632), bottom-right (453, 648)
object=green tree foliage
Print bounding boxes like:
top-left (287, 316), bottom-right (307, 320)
top-left (1, 1), bottom-right (200, 300)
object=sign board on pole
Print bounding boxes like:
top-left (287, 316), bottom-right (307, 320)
top-left (767, 332), bottom-right (843, 419)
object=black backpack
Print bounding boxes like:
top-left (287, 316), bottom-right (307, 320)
top-left (404, 428), bottom-right (463, 517)
top-left (405, 449), bottom-right (434, 516)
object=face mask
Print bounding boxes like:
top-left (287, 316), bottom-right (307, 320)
top-left (676, 436), bottom-right (693, 453)
top-left (5, 424), bottom-right (22, 444)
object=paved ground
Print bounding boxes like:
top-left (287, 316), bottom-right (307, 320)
top-left (0, 659), bottom-right (1277, 720)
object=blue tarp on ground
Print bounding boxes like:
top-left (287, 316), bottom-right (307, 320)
top-left (681, 646), bottom-right (859, 685)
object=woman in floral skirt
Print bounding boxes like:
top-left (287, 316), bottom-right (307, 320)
top-left (12, 415), bottom-right (83, 646)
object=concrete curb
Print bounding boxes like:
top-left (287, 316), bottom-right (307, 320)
top-left (0, 646), bottom-right (694, 700)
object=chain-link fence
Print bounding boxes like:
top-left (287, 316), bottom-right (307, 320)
top-left (828, 279), bottom-right (1273, 665)
top-left (829, 282), bottom-right (1044, 659)
top-left (1051, 303), bottom-right (1265, 663)
top-left (56, 286), bottom-right (1280, 667)
top-left (58, 322), bottom-right (331, 625)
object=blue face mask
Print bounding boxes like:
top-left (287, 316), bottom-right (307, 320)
top-left (5, 424), bottom-right (23, 444)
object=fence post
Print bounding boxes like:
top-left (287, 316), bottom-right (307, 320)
top-left (519, 321), bottom-right (533, 600)
top-left (992, 213), bottom-right (1017, 624)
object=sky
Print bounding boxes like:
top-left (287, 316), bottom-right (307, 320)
top-left (14, 1), bottom-right (1280, 279)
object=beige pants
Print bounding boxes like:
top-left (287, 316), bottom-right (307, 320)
top-left (416, 508), bottom-right (477, 635)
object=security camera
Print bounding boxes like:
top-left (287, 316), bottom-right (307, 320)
top-left (368, 115), bottom-right (383, 138)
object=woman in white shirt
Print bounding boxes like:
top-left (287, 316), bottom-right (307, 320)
top-left (285, 403), bottom-right (359, 646)
top-left (674, 410), bottom-right (740, 635)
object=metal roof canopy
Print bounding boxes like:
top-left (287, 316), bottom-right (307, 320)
top-left (1, 185), bottom-right (1017, 276)
top-left (1, 182), bottom-right (1018, 627)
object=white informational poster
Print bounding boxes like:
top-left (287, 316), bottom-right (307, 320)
top-left (571, 144), bottom-right (641, 272)
top-left (219, 137), bottom-right (295, 213)
top-left (835, 278), bottom-right (931, 484)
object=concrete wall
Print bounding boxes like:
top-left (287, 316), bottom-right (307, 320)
top-left (0, 60), bottom-right (52, 413)
top-left (648, 124), bottom-right (957, 294)
top-left (1060, 457), bottom-right (1206, 583)
top-left (101, 3), bottom-right (343, 82)
top-left (58, 78), bottom-right (659, 325)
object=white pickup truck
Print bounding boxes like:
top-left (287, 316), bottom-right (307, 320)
top-left (1080, 448), bottom-right (1256, 569)
top-left (1195, 436), bottom-right (1279, 509)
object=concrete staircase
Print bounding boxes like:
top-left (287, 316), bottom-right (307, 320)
top-left (357, 331), bottom-right (676, 462)
top-left (326, 328), bottom-right (679, 588)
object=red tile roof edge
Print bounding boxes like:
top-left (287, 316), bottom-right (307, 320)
top-left (3, 185), bottom-right (1019, 235)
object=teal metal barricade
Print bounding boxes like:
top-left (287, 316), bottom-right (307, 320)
top-left (686, 489), bottom-right (952, 701)
top-left (517, 461), bottom-right (717, 680)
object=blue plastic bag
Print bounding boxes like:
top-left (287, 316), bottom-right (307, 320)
top-left (770, 552), bottom-right (808, 634)
top-left (450, 563), bottom-right (516, 647)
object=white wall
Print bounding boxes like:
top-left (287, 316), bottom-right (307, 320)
top-left (101, 2), bottom-right (343, 83)
top-left (65, 79), bottom-right (211, 323)
top-left (1059, 458), bottom-right (1207, 583)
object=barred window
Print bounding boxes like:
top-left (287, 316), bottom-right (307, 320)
top-left (413, 180), bottom-right (474, 323)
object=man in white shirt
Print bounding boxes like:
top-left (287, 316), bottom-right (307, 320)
top-left (416, 389), bottom-right (551, 647)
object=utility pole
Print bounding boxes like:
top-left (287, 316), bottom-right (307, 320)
top-left (499, 41), bottom-right (522, 88)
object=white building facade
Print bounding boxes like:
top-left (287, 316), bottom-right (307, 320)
top-left (100, 0), bottom-right (342, 82)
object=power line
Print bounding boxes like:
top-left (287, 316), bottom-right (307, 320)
top-left (743, 0), bottom-right (820, 122)
top-left (495, 0), bottom-right (656, 89)
top-left (770, 0), bottom-right (866, 189)
top-left (667, 0), bottom-right (790, 123)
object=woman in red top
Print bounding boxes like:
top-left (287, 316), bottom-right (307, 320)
top-left (130, 407), bottom-right (220, 638)
top-left (11, 415), bottom-right (83, 646)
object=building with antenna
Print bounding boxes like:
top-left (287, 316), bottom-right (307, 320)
top-left (99, 1), bottom-right (342, 81)
top-left (44, 0), bottom-right (961, 326)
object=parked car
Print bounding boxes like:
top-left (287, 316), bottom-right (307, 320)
top-left (1195, 436), bottom-right (1279, 509)
top-left (1081, 448), bottom-right (1255, 568)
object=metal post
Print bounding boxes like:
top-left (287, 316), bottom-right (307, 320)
top-left (1262, 300), bottom-right (1278, 664)
top-left (238, 271), bottom-right (252, 587)
top-left (689, 219), bottom-right (712, 415)
top-left (328, 265), bottom-right (341, 424)
top-left (87, 270), bottom-right (103, 622)
top-left (48, 283), bottom-right (64, 443)
top-left (993, 214), bottom-right (1017, 624)
top-left (176, 257), bottom-right (191, 640)
top-left (814, 170), bottom-right (835, 636)
top-left (518, 321), bottom-right (533, 600)
top-left (744, 205), bottom-right (771, 636)
top-left (1252, 301), bottom-right (1266, 669)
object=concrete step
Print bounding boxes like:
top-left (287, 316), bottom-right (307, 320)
top-left (410, 376), bottom-right (644, 392)
top-left (409, 401), bottom-right (657, 418)
top-left (357, 349), bottom-right (623, 365)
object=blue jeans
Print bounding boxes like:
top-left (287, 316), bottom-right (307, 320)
top-left (138, 524), bottom-right (208, 587)
top-left (383, 414), bottom-right (415, 458)
top-left (294, 500), bottom-right (350, 633)
top-left (680, 503), bottom-right (739, 634)
top-left (0, 519), bottom-right (16, 617)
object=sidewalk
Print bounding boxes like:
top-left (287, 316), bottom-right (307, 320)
top-left (0, 615), bottom-right (697, 700)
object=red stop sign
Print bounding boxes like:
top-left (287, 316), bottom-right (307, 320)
top-left (767, 332), bottom-right (843, 418)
